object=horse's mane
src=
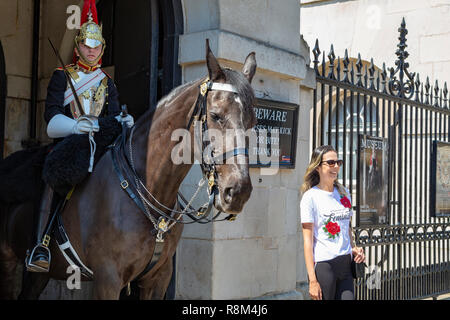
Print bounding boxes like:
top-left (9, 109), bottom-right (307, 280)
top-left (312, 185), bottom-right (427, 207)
top-left (132, 79), bottom-right (198, 133)
top-left (155, 79), bottom-right (198, 110)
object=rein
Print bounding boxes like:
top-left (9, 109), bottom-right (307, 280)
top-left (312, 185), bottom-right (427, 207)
top-left (111, 78), bottom-right (249, 241)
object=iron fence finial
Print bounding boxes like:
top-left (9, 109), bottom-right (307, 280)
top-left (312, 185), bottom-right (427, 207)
top-left (443, 82), bottom-right (448, 109)
top-left (312, 39), bottom-right (321, 74)
top-left (434, 80), bottom-right (440, 107)
top-left (388, 18), bottom-right (415, 99)
top-left (327, 44), bottom-right (336, 79)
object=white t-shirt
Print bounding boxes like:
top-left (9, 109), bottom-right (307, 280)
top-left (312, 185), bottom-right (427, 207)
top-left (300, 186), bottom-right (353, 263)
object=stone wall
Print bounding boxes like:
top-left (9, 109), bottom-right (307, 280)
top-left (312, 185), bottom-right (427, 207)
top-left (1, 0), bottom-right (79, 158)
top-left (1, 0), bottom-right (33, 156)
top-left (176, 0), bottom-right (314, 299)
top-left (0, 0), bottom-right (94, 299)
top-left (300, 0), bottom-right (450, 85)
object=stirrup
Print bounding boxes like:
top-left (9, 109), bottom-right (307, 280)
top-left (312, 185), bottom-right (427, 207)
top-left (26, 243), bottom-right (51, 273)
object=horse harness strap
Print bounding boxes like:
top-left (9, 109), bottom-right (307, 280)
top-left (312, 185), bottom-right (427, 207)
top-left (110, 128), bottom-right (176, 238)
top-left (133, 237), bottom-right (165, 283)
top-left (52, 188), bottom-right (95, 279)
top-left (109, 78), bottom-right (247, 282)
top-left (55, 214), bottom-right (94, 279)
top-left (186, 80), bottom-right (237, 130)
top-left (111, 145), bottom-right (149, 218)
top-left (130, 203), bottom-right (181, 285)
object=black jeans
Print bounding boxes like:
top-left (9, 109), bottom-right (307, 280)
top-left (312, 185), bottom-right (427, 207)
top-left (315, 254), bottom-right (354, 300)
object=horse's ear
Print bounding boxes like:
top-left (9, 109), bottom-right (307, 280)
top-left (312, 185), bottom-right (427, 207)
top-left (206, 39), bottom-right (225, 81)
top-left (242, 52), bottom-right (256, 83)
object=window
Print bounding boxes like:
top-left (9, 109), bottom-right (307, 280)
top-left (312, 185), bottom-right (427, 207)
top-left (324, 94), bottom-right (378, 187)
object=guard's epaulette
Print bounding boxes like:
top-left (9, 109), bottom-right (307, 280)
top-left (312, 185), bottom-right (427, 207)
top-left (55, 63), bottom-right (76, 71)
top-left (101, 69), bottom-right (112, 79)
top-left (55, 64), bottom-right (80, 82)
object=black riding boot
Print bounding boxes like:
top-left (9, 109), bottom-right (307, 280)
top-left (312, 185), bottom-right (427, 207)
top-left (26, 184), bottom-right (54, 272)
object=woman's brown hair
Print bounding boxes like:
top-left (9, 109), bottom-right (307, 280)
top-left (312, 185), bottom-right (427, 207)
top-left (300, 145), bottom-right (347, 197)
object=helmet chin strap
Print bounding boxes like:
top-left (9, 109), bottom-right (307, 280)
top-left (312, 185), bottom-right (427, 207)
top-left (76, 56), bottom-right (100, 71)
top-left (74, 43), bottom-right (105, 70)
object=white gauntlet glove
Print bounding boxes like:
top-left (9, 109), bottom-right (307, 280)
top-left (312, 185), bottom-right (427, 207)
top-left (47, 114), bottom-right (99, 138)
top-left (73, 116), bottom-right (99, 134)
top-left (115, 114), bottom-right (134, 128)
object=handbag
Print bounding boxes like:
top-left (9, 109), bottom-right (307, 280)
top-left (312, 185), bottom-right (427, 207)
top-left (351, 260), bottom-right (366, 279)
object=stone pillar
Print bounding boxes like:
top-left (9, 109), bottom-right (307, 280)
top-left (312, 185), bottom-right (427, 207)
top-left (176, 0), bottom-right (315, 299)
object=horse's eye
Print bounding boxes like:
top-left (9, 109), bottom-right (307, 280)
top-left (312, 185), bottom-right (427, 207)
top-left (210, 113), bottom-right (222, 123)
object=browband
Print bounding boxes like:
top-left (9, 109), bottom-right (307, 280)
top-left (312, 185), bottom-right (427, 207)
top-left (210, 82), bottom-right (238, 93)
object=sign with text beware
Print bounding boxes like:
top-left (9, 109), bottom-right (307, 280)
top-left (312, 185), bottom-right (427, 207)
top-left (250, 99), bottom-right (298, 168)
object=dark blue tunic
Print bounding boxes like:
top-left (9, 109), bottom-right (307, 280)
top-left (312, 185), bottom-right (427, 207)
top-left (44, 68), bottom-right (121, 124)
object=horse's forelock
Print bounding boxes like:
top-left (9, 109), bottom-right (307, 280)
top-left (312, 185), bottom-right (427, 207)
top-left (223, 69), bottom-right (255, 111)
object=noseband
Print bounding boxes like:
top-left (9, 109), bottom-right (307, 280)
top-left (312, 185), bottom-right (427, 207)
top-left (110, 78), bottom-right (250, 242)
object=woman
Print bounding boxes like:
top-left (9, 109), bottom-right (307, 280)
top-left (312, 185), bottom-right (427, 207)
top-left (300, 145), bottom-right (365, 300)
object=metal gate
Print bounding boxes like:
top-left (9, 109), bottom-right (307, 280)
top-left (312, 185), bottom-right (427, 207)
top-left (311, 19), bottom-right (450, 300)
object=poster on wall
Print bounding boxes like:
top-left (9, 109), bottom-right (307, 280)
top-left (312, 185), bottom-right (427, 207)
top-left (430, 141), bottom-right (450, 218)
top-left (358, 135), bottom-right (389, 226)
top-left (249, 99), bottom-right (298, 168)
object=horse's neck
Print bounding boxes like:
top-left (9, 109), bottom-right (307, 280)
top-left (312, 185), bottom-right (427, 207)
top-left (131, 80), bottom-right (201, 208)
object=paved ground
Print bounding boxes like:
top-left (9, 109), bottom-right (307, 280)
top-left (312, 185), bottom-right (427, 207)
top-left (422, 293), bottom-right (450, 300)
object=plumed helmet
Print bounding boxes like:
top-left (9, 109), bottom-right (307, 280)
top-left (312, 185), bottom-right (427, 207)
top-left (74, 0), bottom-right (105, 67)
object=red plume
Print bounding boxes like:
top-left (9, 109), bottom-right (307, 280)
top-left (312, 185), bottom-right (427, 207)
top-left (90, 0), bottom-right (99, 24)
top-left (80, 0), bottom-right (99, 25)
top-left (74, 0), bottom-right (102, 66)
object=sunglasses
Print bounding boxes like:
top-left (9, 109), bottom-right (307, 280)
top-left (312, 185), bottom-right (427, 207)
top-left (321, 159), bottom-right (344, 167)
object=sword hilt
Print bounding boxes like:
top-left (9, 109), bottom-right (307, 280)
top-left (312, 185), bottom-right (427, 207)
top-left (120, 104), bottom-right (128, 118)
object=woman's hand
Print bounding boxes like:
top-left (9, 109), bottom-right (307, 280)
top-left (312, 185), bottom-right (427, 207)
top-left (309, 280), bottom-right (322, 300)
top-left (352, 246), bottom-right (365, 264)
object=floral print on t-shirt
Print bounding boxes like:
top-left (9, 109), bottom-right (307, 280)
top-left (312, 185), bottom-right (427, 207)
top-left (322, 218), bottom-right (341, 239)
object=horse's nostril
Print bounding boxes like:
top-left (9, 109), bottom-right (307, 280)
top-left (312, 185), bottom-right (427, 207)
top-left (224, 187), bottom-right (233, 204)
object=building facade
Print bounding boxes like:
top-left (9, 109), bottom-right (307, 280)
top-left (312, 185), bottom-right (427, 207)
top-left (1, 0), bottom-right (448, 300)
top-left (0, 0), bottom-right (315, 299)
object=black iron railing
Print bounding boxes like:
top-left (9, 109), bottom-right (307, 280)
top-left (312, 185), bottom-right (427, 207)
top-left (311, 18), bottom-right (450, 300)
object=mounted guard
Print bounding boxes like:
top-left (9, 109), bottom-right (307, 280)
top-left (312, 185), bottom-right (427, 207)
top-left (1, 34), bottom-right (257, 299)
top-left (25, 0), bottom-right (134, 273)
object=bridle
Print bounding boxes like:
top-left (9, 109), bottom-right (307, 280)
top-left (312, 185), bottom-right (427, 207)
top-left (111, 77), bottom-right (250, 242)
top-left (185, 77), bottom-right (249, 212)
